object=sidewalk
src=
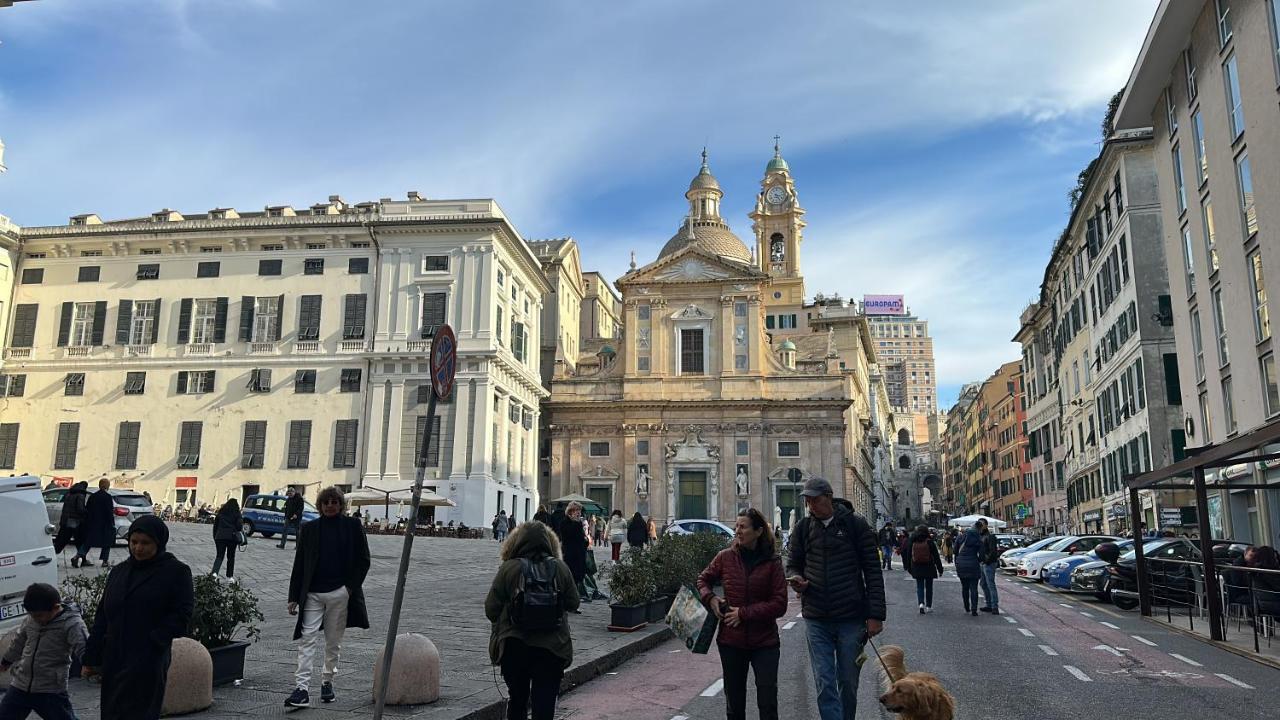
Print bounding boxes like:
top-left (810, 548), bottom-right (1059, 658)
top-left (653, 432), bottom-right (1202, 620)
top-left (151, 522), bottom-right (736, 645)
top-left (43, 523), bottom-right (670, 719)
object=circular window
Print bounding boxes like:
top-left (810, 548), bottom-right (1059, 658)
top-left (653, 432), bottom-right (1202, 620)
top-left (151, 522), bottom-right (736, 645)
top-left (773, 291), bottom-right (782, 300)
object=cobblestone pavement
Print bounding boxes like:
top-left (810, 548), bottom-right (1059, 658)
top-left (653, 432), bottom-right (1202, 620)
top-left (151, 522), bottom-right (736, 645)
top-left (33, 522), bottom-right (666, 719)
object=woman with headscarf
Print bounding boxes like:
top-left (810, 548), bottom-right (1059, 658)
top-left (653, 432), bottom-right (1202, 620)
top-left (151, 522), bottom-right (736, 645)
top-left (82, 516), bottom-right (194, 720)
top-left (627, 512), bottom-right (648, 550)
top-left (212, 498), bottom-right (243, 578)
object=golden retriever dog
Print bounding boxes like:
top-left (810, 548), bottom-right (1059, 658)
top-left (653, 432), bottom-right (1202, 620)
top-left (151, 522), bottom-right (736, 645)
top-left (877, 644), bottom-right (956, 720)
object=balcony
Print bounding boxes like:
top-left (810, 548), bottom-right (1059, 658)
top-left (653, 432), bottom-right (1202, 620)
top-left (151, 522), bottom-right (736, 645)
top-left (63, 346), bottom-right (92, 358)
top-left (248, 342), bottom-right (278, 355)
top-left (338, 340), bottom-right (368, 354)
top-left (4, 348), bottom-right (31, 360)
top-left (294, 341), bottom-right (321, 354)
top-left (126, 345), bottom-right (152, 358)
top-left (185, 344), bottom-right (213, 356)
top-left (406, 340), bottom-right (431, 353)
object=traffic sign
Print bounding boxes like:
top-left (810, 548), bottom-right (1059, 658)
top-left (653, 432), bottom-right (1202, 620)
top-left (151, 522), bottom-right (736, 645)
top-left (430, 324), bottom-right (457, 401)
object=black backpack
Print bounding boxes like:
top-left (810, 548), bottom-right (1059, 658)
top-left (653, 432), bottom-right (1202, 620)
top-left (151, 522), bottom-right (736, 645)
top-left (511, 556), bottom-right (562, 632)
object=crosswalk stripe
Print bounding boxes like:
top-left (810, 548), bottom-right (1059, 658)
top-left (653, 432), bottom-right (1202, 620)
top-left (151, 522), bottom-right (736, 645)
top-left (1170, 653), bottom-right (1203, 667)
top-left (1131, 635), bottom-right (1157, 646)
top-left (700, 679), bottom-right (724, 697)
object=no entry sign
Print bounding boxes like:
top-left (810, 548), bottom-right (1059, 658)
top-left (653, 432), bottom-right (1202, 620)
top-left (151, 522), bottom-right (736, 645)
top-left (430, 324), bottom-right (457, 401)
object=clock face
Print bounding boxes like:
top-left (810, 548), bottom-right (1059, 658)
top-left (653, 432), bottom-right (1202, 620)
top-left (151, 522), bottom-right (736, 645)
top-left (766, 186), bottom-right (787, 205)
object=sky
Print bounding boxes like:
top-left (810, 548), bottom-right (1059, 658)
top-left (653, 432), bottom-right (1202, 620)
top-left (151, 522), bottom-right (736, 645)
top-left (0, 0), bottom-right (1161, 410)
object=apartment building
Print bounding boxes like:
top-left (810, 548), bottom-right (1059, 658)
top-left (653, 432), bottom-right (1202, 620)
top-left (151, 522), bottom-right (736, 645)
top-left (863, 299), bottom-right (937, 417)
top-left (1016, 302), bottom-right (1068, 536)
top-left (0, 196), bottom-right (549, 527)
top-left (580, 271), bottom-right (622, 341)
top-left (1115, 0), bottom-right (1280, 543)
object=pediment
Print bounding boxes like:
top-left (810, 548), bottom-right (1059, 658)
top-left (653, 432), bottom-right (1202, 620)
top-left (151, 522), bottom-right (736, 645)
top-left (580, 464), bottom-right (620, 480)
top-left (670, 303), bottom-right (715, 321)
top-left (619, 244), bottom-right (765, 287)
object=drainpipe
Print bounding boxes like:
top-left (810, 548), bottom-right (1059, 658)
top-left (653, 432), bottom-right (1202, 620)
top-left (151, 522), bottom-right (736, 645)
top-left (357, 216), bottom-right (383, 486)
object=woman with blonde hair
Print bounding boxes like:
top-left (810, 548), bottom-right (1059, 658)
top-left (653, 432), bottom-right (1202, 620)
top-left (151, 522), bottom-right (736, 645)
top-left (556, 502), bottom-right (590, 605)
top-left (486, 521), bottom-right (580, 720)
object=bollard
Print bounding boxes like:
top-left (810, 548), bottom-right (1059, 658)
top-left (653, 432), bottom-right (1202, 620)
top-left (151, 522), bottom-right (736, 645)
top-left (372, 633), bottom-right (441, 706)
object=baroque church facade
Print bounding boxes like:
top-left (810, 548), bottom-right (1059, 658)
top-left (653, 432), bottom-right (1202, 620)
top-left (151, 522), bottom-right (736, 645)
top-left (546, 147), bottom-right (893, 529)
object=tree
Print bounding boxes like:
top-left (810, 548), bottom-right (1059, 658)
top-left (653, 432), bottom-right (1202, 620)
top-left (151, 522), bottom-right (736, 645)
top-left (1101, 88), bottom-right (1125, 141)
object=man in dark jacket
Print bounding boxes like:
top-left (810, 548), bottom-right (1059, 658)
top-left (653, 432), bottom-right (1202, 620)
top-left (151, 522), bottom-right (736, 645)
top-left (784, 478), bottom-right (885, 720)
top-left (876, 521), bottom-right (895, 571)
top-left (279, 488), bottom-right (305, 549)
top-left (285, 486), bottom-right (371, 708)
top-left (54, 482), bottom-right (89, 559)
top-left (977, 519), bottom-right (1000, 615)
top-left (77, 479), bottom-right (116, 567)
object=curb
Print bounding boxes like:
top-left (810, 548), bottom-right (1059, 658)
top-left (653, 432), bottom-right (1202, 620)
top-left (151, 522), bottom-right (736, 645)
top-left (455, 626), bottom-right (675, 720)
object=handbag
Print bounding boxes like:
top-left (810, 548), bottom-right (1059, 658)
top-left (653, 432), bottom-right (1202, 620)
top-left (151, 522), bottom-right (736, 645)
top-left (665, 584), bottom-right (719, 654)
top-left (236, 530), bottom-right (249, 547)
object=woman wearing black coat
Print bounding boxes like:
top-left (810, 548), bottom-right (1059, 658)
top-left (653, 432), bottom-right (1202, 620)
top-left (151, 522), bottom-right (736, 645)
top-left (904, 525), bottom-right (945, 614)
top-left (556, 502), bottom-right (589, 609)
top-left (54, 481), bottom-right (89, 557)
top-left (626, 512), bottom-right (648, 549)
top-left (83, 516), bottom-right (194, 720)
top-left (212, 498), bottom-right (243, 578)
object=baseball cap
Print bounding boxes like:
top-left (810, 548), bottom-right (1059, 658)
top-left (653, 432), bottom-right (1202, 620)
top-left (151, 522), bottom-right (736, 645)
top-left (800, 477), bottom-right (833, 497)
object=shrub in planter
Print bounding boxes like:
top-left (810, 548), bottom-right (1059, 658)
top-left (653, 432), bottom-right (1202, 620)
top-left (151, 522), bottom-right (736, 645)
top-left (60, 572), bottom-right (110, 630)
top-left (606, 548), bottom-right (656, 629)
top-left (189, 575), bottom-right (264, 685)
top-left (648, 532), bottom-right (729, 597)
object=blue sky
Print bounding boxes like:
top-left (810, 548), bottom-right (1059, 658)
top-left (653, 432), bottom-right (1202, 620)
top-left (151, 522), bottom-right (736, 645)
top-left (0, 0), bottom-right (1160, 409)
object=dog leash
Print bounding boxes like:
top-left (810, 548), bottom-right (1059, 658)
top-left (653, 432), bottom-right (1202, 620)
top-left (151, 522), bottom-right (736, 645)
top-left (864, 636), bottom-right (895, 680)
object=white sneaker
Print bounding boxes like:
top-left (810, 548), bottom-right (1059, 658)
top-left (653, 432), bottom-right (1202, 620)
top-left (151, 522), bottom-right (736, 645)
top-left (919, 603), bottom-right (925, 613)
top-left (925, 606), bottom-right (933, 614)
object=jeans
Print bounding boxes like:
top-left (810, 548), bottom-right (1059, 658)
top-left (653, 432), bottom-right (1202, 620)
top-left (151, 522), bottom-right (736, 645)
top-left (803, 619), bottom-right (865, 720)
top-left (960, 577), bottom-right (979, 611)
top-left (278, 520), bottom-right (299, 548)
top-left (881, 545), bottom-right (894, 570)
top-left (719, 644), bottom-right (780, 720)
top-left (980, 563), bottom-right (999, 610)
top-left (0, 687), bottom-right (80, 720)
top-left (295, 586), bottom-right (349, 690)
top-left (915, 577), bottom-right (934, 607)
top-left (499, 638), bottom-right (564, 720)
top-left (212, 540), bottom-right (237, 577)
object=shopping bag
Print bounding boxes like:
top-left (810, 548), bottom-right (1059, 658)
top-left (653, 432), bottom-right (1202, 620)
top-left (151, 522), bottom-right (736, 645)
top-left (665, 584), bottom-right (718, 654)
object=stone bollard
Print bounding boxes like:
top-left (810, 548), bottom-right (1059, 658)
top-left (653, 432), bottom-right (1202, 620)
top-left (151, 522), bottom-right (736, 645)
top-left (372, 633), bottom-right (441, 705)
top-left (162, 637), bottom-right (213, 716)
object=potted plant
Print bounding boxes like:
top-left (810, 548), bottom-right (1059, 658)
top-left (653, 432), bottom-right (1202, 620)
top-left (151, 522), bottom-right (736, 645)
top-left (646, 531), bottom-right (729, 622)
top-left (189, 574), bottom-right (264, 686)
top-left (606, 548), bottom-right (654, 631)
top-left (60, 572), bottom-right (111, 678)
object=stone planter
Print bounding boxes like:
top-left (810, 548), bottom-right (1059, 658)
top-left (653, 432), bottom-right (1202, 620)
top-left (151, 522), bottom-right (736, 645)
top-left (207, 640), bottom-right (250, 687)
top-left (607, 603), bottom-right (647, 631)
top-left (646, 595), bottom-right (671, 623)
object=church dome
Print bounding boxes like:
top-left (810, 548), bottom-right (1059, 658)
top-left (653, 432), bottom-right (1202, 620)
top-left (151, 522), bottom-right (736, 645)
top-left (766, 138), bottom-right (789, 172)
top-left (688, 164), bottom-right (721, 193)
top-left (780, 339), bottom-right (797, 351)
top-left (659, 221), bottom-right (752, 264)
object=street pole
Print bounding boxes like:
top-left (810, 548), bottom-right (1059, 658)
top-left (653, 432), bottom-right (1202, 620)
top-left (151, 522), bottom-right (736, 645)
top-left (372, 390), bottom-right (437, 720)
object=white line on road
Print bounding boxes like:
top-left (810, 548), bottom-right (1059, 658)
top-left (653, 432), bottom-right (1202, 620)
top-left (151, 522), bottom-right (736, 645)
top-left (1037, 645), bottom-right (1059, 656)
top-left (794, 613), bottom-right (804, 619)
top-left (671, 716), bottom-right (690, 720)
top-left (1063, 665), bottom-right (1093, 682)
top-left (700, 679), bottom-right (724, 697)
top-left (1004, 616), bottom-right (1017, 624)
top-left (1132, 635), bottom-right (1158, 646)
top-left (1058, 603), bottom-right (1074, 608)
top-left (1170, 653), bottom-right (1203, 667)
top-left (1100, 622), bottom-right (1120, 629)
top-left (1215, 673), bottom-right (1255, 689)
top-left (1079, 611), bottom-right (1095, 618)
top-left (1018, 628), bottom-right (1036, 637)
top-left (1092, 644), bottom-right (1123, 656)
top-left (783, 621), bottom-right (797, 630)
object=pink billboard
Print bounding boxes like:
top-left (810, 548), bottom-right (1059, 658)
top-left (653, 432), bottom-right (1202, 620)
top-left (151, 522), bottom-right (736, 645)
top-left (863, 294), bottom-right (906, 315)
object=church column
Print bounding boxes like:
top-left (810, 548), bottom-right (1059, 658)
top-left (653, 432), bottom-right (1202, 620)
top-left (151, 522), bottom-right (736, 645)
top-left (748, 294), bottom-right (764, 373)
top-left (651, 299), bottom-right (669, 375)
top-left (719, 296), bottom-right (734, 377)
top-left (385, 379), bottom-right (407, 484)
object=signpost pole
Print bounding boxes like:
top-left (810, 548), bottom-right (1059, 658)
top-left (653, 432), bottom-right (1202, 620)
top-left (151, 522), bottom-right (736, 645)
top-left (372, 325), bottom-right (455, 720)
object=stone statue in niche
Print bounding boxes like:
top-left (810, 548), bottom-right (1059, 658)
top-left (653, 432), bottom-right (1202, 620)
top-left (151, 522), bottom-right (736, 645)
top-left (638, 328), bottom-right (651, 349)
top-left (637, 464), bottom-right (650, 495)
top-left (735, 464), bottom-right (749, 496)
top-left (735, 326), bottom-right (746, 346)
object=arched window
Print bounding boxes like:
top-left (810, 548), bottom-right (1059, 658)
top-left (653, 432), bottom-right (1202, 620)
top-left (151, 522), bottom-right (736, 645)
top-left (898, 455), bottom-right (911, 469)
top-left (770, 233), bottom-right (785, 263)
top-left (897, 428), bottom-right (910, 445)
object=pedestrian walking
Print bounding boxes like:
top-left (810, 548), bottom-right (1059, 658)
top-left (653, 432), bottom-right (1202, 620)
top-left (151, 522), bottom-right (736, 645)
top-left (942, 528), bottom-right (956, 564)
top-left (606, 510), bottom-right (627, 561)
top-left (75, 479), bottom-right (115, 568)
top-left (284, 486), bottom-right (372, 708)
top-left (82, 516), bottom-right (195, 720)
top-left (278, 488), bottom-right (304, 549)
top-left (697, 508), bottom-right (787, 720)
top-left (211, 498), bottom-right (243, 578)
top-left (0, 583), bottom-right (87, 720)
top-left (508, 513), bottom-right (517, 535)
top-left (556, 502), bottom-right (590, 607)
top-left (53, 481), bottom-right (89, 560)
top-left (626, 511), bottom-right (647, 550)
top-left (646, 516), bottom-right (657, 544)
top-left (953, 524), bottom-right (982, 616)
top-left (784, 478), bottom-right (885, 720)
top-left (495, 510), bottom-right (509, 542)
top-left (580, 513), bottom-right (606, 601)
top-left (486, 520), bottom-right (579, 720)
top-left (905, 525), bottom-right (944, 614)
top-left (977, 519), bottom-right (1000, 615)
top-left (876, 521), bottom-right (896, 571)
top-left (533, 505), bottom-right (552, 527)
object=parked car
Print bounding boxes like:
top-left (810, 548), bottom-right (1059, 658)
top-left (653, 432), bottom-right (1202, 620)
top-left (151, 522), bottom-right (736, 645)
top-left (241, 493), bottom-right (319, 539)
top-left (42, 487), bottom-right (154, 545)
top-left (662, 519), bottom-right (734, 538)
top-left (999, 535), bottom-right (1063, 573)
top-left (994, 534), bottom-right (1029, 555)
top-left (1018, 535), bottom-right (1116, 581)
top-left (1099, 537), bottom-right (1255, 610)
top-left (1, 476), bottom-right (59, 634)
top-left (1043, 539), bottom-right (1135, 591)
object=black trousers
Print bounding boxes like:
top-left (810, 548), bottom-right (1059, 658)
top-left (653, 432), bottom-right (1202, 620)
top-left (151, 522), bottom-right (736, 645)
top-left (500, 639), bottom-right (564, 720)
top-left (718, 644), bottom-right (780, 720)
top-left (212, 540), bottom-right (237, 577)
top-left (53, 524), bottom-right (79, 554)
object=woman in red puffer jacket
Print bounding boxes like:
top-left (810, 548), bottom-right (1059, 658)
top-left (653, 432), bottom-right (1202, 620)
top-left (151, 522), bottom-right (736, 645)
top-left (696, 508), bottom-right (788, 720)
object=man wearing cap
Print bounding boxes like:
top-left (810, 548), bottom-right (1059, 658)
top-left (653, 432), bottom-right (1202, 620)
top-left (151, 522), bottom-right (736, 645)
top-left (785, 477), bottom-right (886, 720)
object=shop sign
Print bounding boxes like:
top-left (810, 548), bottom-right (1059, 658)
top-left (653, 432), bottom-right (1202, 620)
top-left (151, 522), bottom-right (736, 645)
top-left (175, 476), bottom-right (198, 489)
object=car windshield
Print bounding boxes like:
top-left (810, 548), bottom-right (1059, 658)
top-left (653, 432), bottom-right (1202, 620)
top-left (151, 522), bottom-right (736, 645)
top-left (112, 493), bottom-right (152, 507)
top-left (1018, 537), bottom-right (1061, 553)
top-left (304, 501), bottom-right (318, 512)
top-left (1045, 536), bottom-right (1080, 552)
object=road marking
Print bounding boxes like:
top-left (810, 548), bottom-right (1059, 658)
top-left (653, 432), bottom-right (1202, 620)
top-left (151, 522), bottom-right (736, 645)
top-left (700, 679), bottom-right (724, 697)
top-left (1018, 628), bottom-right (1035, 637)
top-left (782, 621), bottom-right (797, 630)
top-left (1100, 621), bottom-right (1120, 629)
top-left (1132, 635), bottom-right (1157, 646)
top-left (1215, 673), bottom-right (1254, 689)
top-left (1079, 611), bottom-right (1095, 618)
top-left (794, 612), bottom-right (804, 619)
top-left (672, 716), bottom-right (690, 720)
top-left (1004, 616), bottom-right (1017, 624)
top-left (1063, 665), bottom-right (1092, 682)
top-left (1092, 644), bottom-right (1123, 657)
top-left (1058, 603), bottom-right (1074, 608)
top-left (1037, 644), bottom-right (1059, 656)
top-left (1170, 653), bottom-right (1203, 667)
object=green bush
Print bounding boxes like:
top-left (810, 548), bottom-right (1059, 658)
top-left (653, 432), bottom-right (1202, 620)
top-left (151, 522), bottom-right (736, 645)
top-left (647, 532), bottom-right (729, 596)
top-left (606, 548), bottom-right (657, 606)
top-left (60, 572), bottom-right (110, 629)
top-left (189, 574), bottom-right (264, 649)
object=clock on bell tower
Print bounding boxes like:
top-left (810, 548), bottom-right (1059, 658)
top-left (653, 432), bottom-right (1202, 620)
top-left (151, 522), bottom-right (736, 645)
top-left (750, 138), bottom-right (807, 319)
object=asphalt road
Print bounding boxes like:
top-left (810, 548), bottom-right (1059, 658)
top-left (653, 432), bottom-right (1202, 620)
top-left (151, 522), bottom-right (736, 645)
top-left (556, 560), bottom-right (1280, 719)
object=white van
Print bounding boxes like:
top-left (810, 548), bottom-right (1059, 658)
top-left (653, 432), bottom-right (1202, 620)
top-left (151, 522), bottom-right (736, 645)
top-left (0, 476), bottom-right (59, 633)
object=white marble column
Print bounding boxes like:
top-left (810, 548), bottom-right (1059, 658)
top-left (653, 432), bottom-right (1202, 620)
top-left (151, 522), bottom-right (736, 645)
top-left (459, 247), bottom-right (477, 338)
top-left (385, 379), bottom-right (407, 485)
top-left (469, 380), bottom-right (494, 481)
top-left (447, 379), bottom-right (472, 481)
top-left (476, 246), bottom-right (494, 341)
top-left (363, 380), bottom-right (389, 485)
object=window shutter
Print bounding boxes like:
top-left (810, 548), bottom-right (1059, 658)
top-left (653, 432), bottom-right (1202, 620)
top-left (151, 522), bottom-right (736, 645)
top-left (150, 299), bottom-right (162, 344)
top-left (421, 293), bottom-right (446, 338)
top-left (344, 294), bottom-right (367, 339)
top-left (213, 297), bottom-right (229, 343)
top-left (176, 371), bottom-right (188, 394)
top-left (299, 295), bottom-right (322, 340)
top-left (116, 300), bottom-right (134, 345)
top-left (56, 302), bottom-right (73, 347)
top-left (239, 296), bottom-right (255, 342)
top-left (177, 299), bottom-right (193, 344)
top-left (207, 370), bottom-right (216, 390)
top-left (274, 294), bottom-right (284, 341)
top-left (89, 301), bottom-right (107, 346)
top-left (9, 375), bottom-right (25, 397)
top-left (11, 305), bottom-right (38, 348)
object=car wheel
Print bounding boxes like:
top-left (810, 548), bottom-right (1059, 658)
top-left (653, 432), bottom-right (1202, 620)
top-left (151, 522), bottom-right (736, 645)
top-left (262, 532), bottom-right (275, 538)
top-left (242, 521), bottom-right (255, 538)
top-left (1113, 595), bottom-right (1139, 611)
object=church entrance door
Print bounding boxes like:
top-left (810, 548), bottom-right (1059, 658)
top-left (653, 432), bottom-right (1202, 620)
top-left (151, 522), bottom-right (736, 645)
top-left (677, 471), bottom-right (707, 519)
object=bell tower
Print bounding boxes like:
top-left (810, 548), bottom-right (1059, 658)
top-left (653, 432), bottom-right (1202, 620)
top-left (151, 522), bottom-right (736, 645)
top-left (750, 138), bottom-right (806, 311)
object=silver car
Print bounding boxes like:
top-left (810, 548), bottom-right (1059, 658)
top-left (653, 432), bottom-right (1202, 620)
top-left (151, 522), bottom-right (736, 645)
top-left (42, 487), bottom-right (154, 545)
top-left (662, 519), bottom-right (734, 538)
